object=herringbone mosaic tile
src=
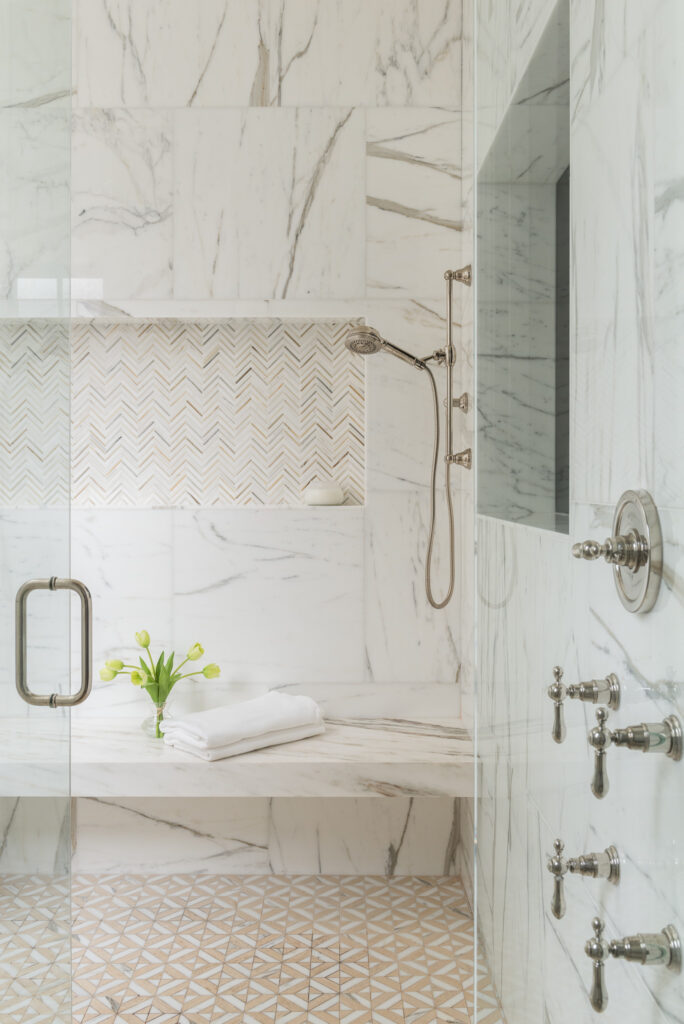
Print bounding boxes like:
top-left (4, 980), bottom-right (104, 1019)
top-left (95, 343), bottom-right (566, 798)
top-left (0, 320), bottom-right (70, 506)
top-left (1, 874), bottom-right (505, 1023)
top-left (71, 319), bottom-right (365, 508)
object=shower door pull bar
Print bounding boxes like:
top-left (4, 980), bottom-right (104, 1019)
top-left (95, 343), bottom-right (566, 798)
top-left (16, 577), bottom-right (93, 708)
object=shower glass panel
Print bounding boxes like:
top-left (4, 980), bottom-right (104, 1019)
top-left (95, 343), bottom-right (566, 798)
top-left (476, 0), bottom-right (570, 532)
top-left (0, 1), bottom-right (73, 1020)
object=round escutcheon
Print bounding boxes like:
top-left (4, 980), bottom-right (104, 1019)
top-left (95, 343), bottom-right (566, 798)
top-left (611, 489), bottom-right (662, 613)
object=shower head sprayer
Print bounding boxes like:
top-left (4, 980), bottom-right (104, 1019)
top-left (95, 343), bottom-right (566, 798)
top-left (344, 325), bottom-right (427, 370)
top-left (344, 325), bottom-right (384, 355)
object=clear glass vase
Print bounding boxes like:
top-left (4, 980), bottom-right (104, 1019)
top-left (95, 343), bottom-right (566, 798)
top-left (141, 702), bottom-right (166, 739)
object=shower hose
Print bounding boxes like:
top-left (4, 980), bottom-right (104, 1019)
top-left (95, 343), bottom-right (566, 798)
top-left (424, 365), bottom-right (455, 610)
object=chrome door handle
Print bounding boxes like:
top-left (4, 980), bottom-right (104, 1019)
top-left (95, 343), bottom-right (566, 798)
top-left (16, 577), bottom-right (93, 708)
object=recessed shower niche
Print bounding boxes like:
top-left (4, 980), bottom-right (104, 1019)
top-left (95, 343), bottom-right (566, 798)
top-left (477, 0), bottom-right (569, 531)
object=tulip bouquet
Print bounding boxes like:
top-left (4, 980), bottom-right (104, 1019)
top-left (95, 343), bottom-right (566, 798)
top-left (100, 631), bottom-right (220, 738)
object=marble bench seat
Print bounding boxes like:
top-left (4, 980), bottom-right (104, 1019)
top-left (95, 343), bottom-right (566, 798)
top-left (2, 683), bottom-right (473, 800)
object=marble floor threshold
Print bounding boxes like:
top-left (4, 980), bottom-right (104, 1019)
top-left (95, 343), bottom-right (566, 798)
top-left (1, 873), bottom-right (506, 1024)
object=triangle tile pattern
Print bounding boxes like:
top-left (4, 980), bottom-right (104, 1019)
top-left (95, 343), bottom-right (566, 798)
top-left (68, 874), bottom-right (505, 1023)
top-left (1, 873), bottom-right (505, 1022)
top-left (0, 320), bottom-right (70, 506)
top-left (71, 319), bottom-right (365, 508)
top-left (0, 874), bottom-right (71, 1024)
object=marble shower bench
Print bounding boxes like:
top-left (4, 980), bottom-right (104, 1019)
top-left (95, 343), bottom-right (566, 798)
top-left (71, 682), bottom-right (471, 799)
top-left (1, 683), bottom-right (473, 799)
top-left (1, 685), bottom-right (474, 877)
top-left (70, 715), bottom-right (472, 799)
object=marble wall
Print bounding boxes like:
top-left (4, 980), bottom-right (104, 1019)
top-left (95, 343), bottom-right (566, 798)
top-left (54, 0), bottom-right (471, 879)
top-left (475, 1), bottom-right (684, 1022)
top-left (63, 0), bottom-right (469, 710)
top-left (72, 796), bottom-right (459, 878)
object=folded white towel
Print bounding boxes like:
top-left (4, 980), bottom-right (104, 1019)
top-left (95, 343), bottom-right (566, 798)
top-left (164, 722), bottom-right (325, 761)
top-left (161, 691), bottom-right (325, 761)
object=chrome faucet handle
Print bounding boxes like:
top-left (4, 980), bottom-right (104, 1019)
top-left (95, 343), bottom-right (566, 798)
top-left (572, 531), bottom-right (647, 570)
top-left (585, 918), bottom-right (681, 1013)
top-left (547, 666), bottom-right (567, 743)
top-left (588, 708), bottom-right (612, 799)
top-left (549, 840), bottom-right (620, 919)
top-left (567, 844), bottom-right (620, 885)
top-left (546, 839), bottom-right (567, 919)
top-left (588, 709), bottom-right (682, 799)
top-left (585, 918), bottom-right (610, 1013)
top-left (609, 924), bottom-right (681, 969)
top-left (567, 673), bottom-right (620, 710)
top-left (549, 667), bottom-right (621, 744)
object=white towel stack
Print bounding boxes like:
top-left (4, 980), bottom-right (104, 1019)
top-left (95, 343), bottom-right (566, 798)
top-left (160, 691), bottom-right (325, 761)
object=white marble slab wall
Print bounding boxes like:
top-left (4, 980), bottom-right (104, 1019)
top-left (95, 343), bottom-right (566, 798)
top-left (2, 0), bottom-right (474, 885)
top-left (475, 2), bottom-right (684, 1023)
top-left (67, 0), bottom-right (468, 697)
top-left (72, 797), bottom-right (460, 878)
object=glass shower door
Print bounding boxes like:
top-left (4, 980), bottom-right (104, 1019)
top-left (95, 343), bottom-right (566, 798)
top-left (0, 1), bottom-right (74, 1020)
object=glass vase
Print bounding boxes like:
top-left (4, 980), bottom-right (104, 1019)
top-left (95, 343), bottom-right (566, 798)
top-left (141, 702), bottom-right (166, 739)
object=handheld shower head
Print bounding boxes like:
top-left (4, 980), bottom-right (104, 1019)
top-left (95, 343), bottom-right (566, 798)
top-left (344, 325), bottom-right (427, 370)
top-left (345, 325), bottom-right (384, 356)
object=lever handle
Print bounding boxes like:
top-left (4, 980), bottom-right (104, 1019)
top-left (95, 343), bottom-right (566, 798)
top-left (546, 839), bottom-right (567, 919)
top-left (585, 917), bottom-right (681, 1013)
top-left (588, 710), bottom-right (682, 798)
top-left (588, 708), bottom-right (611, 799)
top-left (585, 918), bottom-right (609, 1013)
top-left (547, 666), bottom-right (566, 744)
top-left (548, 667), bottom-right (620, 744)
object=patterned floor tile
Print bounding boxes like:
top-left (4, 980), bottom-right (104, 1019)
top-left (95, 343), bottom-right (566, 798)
top-left (0, 873), bottom-right (505, 1024)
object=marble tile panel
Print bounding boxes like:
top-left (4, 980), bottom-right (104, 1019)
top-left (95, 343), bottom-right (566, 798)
top-left (477, 0), bottom-right (559, 170)
top-left (74, 0), bottom-right (270, 108)
top-left (477, 183), bottom-right (555, 305)
top-left (72, 798), bottom-right (270, 874)
top-left (476, 514), bottom-right (573, 1022)
top-left (569, 0), bottom-right (653, 124)
top-left (71, 109), bottom-right (174, 300)
top-left (173, 108), bottom-right (365, 301)
top-left (268, 798), bottom-right (459, 876)
top-left (72, 797), bottom-right (460, 877)
top-left (651, 5), bottom-right (684, 508)
top-left (70, 509), bottom-right (174, 717)
top-left (0, 798), bottom-right (70, 874)
top-left (0, 0), bottom-right (71, 109)
top-left (74, 0), bottom-right (462, 110)
top-left (366, 108), bottom-right (462, 300)
top-left (272, 0), bottom-right (462, 108)
top-left (364, 490), bottom-right (461, 687)
top-left (570, 46), bottom-right (655, 506)
top-left (0, 109), bottom-right (71, 314)
top-left (173, 507), bottom-right (365, 688)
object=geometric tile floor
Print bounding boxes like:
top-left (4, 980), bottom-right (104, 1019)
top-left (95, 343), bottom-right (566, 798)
top-left (0, 875), bottom-right (71, 1024)
top-left (2, 874), bottom-right (506, 1024)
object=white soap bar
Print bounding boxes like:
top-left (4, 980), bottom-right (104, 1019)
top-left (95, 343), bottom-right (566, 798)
top-left (303, 480), bottom-right (345, 506)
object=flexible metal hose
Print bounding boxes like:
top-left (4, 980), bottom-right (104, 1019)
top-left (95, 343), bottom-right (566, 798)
top-left (424, 365), bottom-right (455, 609)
